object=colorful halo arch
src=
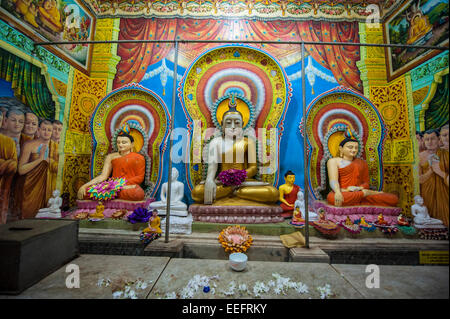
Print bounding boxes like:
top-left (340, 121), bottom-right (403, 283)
top-left (178, 44), bottom-right (292, 192)
top-left (89, 83), bottom-right (171, 198)
top-left (304, 86), bottom-right (387, 200)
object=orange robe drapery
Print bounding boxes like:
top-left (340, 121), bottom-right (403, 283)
top-left (12, 153), bottom-right (48, 219)
top-left (419, 149), bottom-right (449, 227)
top-left (327, 158), bottom-right (398, 207)
top-left (280, 184), bottom-right (300, 213)
top-left (111, 152), bottom-right (146, 201)
top-left (0, 134), bottom-right (18, 224)
top-left (46, 140), bottom-right (59, 203)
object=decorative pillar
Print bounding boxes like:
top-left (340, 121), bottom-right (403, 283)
top-left (90, 18), bottom-right (121, 92)
top-left (356, 23), bottom-right (387, 98)
top-left (357, 23), bottom-right (418, 215)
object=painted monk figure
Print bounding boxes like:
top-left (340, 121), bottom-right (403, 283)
top-left (278, 171), bottom-right (300, 217)
top-left (326, 135), bottom-right (398, 207)
top-left (14, 119), bottom-right (54, 219)
top-left (418, 129), bottom-right (449, 227)
top-left (1, 108), bottom-right (25, 157)
top-left (22, 111), bottom-right (39, 142)
top-left (77, 126), bottom-right (146, 201)
top-left (46, 120), bottom-right (62, 202)
top-left (0, 111), bottom-right (18, 224)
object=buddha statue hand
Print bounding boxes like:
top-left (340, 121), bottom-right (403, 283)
top-left (334, 191), bottom-right (344, 207)
top-left (77, 185), bottom-right (87, 200)
top-left (204, 178), bottom-right (217, 204)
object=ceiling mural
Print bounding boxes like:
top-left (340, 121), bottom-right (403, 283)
top-left (80, 0), bottom-right (405, 21)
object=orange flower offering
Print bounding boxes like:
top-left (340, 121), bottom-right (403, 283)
top-left (111, 209), bottom-right (128, 219)
top-left (218, 225), bottom-right (253, 253)
top-left (74, 212), bottom-right (89, 220)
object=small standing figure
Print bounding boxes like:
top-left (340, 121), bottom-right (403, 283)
top-left (411, 195), bottom-right (445, 229)
top-left (36, 189), bottom-right (62, 218)
top-left (140, 209), bottom-right (162, 244)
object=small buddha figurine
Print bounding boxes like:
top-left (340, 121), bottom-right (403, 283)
top-left (359, 216), bottom-right (370, 227)
top-left (142, 209), bottom-right (162, 235)
top-left (292, 207), bottom-right (305, 224)
top-left (376, 213), bottom-right (388, 226)
top-left (279, 171), bottom-right (300, 218)
top-left (344, 216), bottom-right (353, 226)
top-left (293, 189), bottom-right (318, 221)
top-left (90, 202), bottom-right (105, 219)
top-left (36, 189), bottom-right (62, 218)
top-left (149, 167), bottom-right (188, 216)
top-left (411, 195), bottom-right (445, 229)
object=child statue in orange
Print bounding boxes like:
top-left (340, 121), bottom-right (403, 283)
top-left (326, 131), bottom-right (398, 207)
top-left (77, 125), bottom-right (145, 201)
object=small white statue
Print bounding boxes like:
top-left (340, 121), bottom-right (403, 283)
top-left (411, 195), bottom-right (445, 229)
top-left (149, 167), bottom-right (188, 217)
top-left (294, 189), bottom-right (318, 221)
top-left (36, 189), bottom-right (62, 218)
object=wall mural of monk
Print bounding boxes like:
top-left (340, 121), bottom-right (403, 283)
top-left (0, 97), bottom-right (60, 224)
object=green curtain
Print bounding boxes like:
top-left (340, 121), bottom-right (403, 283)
top-left (425, 73), bottom-right (449, 130)
top-left (0, 47), bottom-right (55, 119)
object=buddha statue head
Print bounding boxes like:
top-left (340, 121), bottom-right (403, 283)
top-left (116, 124), bottom-right (135, 155)
top-left (284, 170), bottom-right (296, 185)
top-left (338, 128), bottom-right (359, 160)
top-left (221, 94), bottom-right (244, 139)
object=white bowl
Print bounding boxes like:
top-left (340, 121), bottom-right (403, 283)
top-left (229, 252), bottom-right (248, 271)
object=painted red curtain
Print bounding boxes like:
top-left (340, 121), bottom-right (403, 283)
top-left (113, 18), bottom-right (362, 92)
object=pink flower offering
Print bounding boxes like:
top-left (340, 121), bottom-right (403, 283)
top-left (218, 169), bottom-right (247, 186)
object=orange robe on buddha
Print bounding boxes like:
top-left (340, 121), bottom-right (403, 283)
top-left (111, 152), bottom-right (146, 201)
top-left (327, 158), bottom-right (398, 207)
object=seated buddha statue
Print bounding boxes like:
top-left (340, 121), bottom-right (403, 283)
top-left (77, 125), bottom-right (146, 201)
top-left (326, 129), bottom-right (399, 207)
top-left (278, 171), bottom-right (300, 218)
top-left (191, 95), bottom-right (279, 205)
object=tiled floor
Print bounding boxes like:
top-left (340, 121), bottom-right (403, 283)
top-left (1, 254), bottom-right (448, 299)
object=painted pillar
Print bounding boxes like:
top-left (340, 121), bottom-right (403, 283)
top-left (357, 22), bottom-right (417, 215)
top-left (61, 18), bottom-right (120, 206)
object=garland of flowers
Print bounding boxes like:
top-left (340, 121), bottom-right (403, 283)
top-left (218, 169), bottom-right (247, 186)
top-left (339, 221), bottom-right (361, 235)
top-left (218, 225), bottom-right (253, 253)
top-left (397, 225), bottom-right (417, 236)
top-left (87, 178), bottom-right (127, 201)
top-left (139, 232), bottom-right (161, 245)
top-left (379, 226), bottom-right (399, 236)
top-left (354, 218), bottom-right (376, 232)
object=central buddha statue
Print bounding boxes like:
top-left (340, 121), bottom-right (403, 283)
top-left (191, 95), bottom-right (279, 205)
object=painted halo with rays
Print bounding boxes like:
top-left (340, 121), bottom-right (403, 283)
top-left (211, 93), bottom-right (256, 131)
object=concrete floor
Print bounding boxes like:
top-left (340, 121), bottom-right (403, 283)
top-left (0, 254), bottom-right (448, 299)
